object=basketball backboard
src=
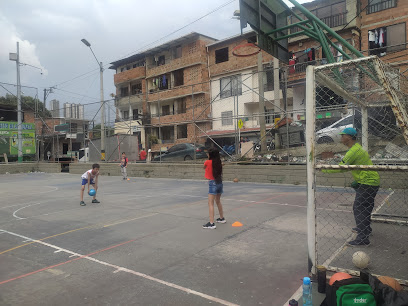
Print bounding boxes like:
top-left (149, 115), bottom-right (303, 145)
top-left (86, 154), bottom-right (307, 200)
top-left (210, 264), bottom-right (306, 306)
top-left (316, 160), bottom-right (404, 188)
top-left (240, 0), bottom-right (291, 63)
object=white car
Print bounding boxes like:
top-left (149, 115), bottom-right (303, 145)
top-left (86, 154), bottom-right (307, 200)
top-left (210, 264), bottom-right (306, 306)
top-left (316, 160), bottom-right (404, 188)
top-left (316, 115), bottom-right (355, 143)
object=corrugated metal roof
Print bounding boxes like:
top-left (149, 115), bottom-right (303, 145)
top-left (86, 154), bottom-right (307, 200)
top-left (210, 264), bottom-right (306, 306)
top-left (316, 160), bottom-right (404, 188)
top-left (206, 31), bottom-right (256, 48)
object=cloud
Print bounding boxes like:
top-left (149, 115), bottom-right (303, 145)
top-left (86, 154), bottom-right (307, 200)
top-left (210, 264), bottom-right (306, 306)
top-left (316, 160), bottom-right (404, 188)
top-left (0, 13), bottom-right (47, 86)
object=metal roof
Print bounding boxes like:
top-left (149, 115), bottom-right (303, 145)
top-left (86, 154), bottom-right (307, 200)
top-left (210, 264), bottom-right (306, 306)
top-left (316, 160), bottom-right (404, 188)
top-left (109, 32), bottom-right (217, 69)
top-left (206, 31), bottom-right (256, 48)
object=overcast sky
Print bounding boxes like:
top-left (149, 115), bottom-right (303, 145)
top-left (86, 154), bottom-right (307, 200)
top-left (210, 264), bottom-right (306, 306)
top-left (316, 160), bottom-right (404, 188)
top-left (0, 0), bottom-right (312, 124)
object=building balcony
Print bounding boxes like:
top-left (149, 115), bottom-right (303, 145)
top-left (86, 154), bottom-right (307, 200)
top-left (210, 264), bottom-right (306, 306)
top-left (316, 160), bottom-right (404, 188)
top-left (366, 0), bottom-right (396, 14)
top-left (290, 13), bottom-right (347, 35)
top-left (147, 83), bottom-right (208, 102)
top-left (115, 93), bottom-right (144, 109)
top-left (114, 119), bottom-right (143, 135)
top-left (114, 66), bottom-right (146, 85)
top-left (146, 52), bottom-right (206, 78)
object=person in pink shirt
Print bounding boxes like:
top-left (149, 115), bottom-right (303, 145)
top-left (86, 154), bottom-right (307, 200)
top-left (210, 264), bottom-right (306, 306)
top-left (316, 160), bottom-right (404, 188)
top-left (203, 148), bottom-right (225, 229)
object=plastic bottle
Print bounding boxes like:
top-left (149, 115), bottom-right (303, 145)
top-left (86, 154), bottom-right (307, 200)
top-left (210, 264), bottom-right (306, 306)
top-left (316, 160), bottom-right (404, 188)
top-left (302, 277), bottom-right (312, 306)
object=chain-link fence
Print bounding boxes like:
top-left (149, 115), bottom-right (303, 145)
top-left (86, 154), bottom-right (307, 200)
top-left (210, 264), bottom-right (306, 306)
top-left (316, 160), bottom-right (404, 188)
top-left (305, 56), bottom-right (408, 285)
top-left (120, 65), bottom-right (309, 165)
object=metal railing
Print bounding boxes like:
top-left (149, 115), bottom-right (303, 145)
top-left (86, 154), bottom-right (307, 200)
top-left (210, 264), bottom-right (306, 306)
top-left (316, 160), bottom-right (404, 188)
top-left (291, 12), bottom-right (347, 33)
top-left (366, 0), bottom-right (397, 14)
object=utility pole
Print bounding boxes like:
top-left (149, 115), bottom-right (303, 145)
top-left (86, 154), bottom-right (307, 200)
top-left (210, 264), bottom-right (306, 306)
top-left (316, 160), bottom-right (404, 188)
top-left (9, 42), bottom-right (23, 163)
top-left (273, 57), bottom-right (281, 149)
top-left (16, 43), bottom-right (22, 163)
top-left (257, 50), bottom-right (267, 152)
top-left (99, 61), bottom-right (105, 160)
top-left (81, 39), bottom-right (105, 161)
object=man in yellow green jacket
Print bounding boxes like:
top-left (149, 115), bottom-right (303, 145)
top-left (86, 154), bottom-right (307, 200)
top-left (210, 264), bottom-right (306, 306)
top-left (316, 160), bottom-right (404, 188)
top-left (323, 128), bottom-right (380, 246)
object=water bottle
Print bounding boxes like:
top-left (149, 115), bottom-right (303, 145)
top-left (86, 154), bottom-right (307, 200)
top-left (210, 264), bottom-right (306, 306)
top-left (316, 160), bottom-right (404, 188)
top-left (302, 277), bottom-right (312, 306)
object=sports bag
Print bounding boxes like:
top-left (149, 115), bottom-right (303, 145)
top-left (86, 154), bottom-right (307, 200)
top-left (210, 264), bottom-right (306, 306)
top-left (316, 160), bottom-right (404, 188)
top-left (322, 278), bottom-right (376, 306)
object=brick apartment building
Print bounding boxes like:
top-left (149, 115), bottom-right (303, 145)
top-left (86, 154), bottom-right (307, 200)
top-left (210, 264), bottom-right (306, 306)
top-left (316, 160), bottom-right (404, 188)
top-left (205, 32), bottom-right (280, 143)
top-left (360, 0), bottom-right (408, 71)
top-left (286, 0), bottom-right (361, 127)
top-left (109, 32), bottom-right (217, 153)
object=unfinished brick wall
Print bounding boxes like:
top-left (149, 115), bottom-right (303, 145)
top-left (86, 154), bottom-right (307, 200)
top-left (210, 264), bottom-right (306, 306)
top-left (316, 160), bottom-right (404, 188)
top-left (360, 0), bottom-right (408, 71)
top-left (114, 66), bottom-right (146, 85)
top-left (208, 40), bottom-right (274, 77)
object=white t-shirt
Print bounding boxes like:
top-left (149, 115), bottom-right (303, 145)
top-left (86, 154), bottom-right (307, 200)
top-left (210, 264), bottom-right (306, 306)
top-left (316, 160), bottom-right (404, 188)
top-left (368, 30), bottom-right (375, 42)
top-left (81, 169), bottom-right (97, 180)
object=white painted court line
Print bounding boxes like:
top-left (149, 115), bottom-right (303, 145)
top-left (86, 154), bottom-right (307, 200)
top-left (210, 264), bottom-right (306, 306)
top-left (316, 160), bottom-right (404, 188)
top-left (12, 203), bottom-right (42, 220)
top-left (283, 285), bottom-right (303, 306)
top-left (372, 190), bottom-right (394, 216)
top-left (0, 229), bottom-right (239, 306)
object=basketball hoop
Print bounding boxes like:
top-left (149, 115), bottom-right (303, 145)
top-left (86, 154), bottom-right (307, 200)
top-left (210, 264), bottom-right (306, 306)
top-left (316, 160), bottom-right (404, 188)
top-left (232, 43), bottom-right (261, 57)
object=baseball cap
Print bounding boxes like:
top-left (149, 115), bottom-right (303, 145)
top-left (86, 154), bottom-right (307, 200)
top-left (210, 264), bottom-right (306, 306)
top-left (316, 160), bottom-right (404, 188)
top-left (340, 127), bottom-right (357, 136)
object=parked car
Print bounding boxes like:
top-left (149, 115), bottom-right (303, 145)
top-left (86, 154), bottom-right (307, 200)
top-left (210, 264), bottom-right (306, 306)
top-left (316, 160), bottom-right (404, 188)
top-left (316, 107), bottom-right (398, 143)
top-left (153, 143), bottom-right (207, 161)
top-left (316, 115), bottom-right (355, 143)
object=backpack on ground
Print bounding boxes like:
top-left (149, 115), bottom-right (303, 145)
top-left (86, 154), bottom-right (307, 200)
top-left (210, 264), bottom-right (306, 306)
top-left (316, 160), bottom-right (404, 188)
top-left (322, 278), bottom-right (376, 306)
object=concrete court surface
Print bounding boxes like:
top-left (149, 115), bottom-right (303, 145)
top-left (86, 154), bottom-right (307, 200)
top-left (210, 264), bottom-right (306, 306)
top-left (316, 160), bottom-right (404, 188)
top-left (0, 172), bottom-right (309, 306)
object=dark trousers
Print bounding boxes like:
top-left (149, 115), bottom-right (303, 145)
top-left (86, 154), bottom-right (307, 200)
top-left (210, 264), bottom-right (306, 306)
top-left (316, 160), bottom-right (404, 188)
top-left (353, 184), bottom-right (379, 241)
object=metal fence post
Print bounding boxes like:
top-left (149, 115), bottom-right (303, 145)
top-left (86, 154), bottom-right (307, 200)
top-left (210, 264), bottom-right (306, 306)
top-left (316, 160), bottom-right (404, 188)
top-left (305, 65), bottom-right (317, 276)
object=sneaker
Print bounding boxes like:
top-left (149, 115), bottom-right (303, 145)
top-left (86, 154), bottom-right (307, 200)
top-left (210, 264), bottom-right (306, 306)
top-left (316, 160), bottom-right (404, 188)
top-left (202, 222), bottom-right (216, 229)
top-left (352, 227), bottom-right (372, 236)
top-left (92, 199), bottom-right (100, 204)
top-left (80, 201), bottom-right (86, 206)
top-left (348, 239), bottom-right (370, 247)
top-left (216, 218), bottom-right (226, 223)
top-left (123, 177), bottom-right (126, 180)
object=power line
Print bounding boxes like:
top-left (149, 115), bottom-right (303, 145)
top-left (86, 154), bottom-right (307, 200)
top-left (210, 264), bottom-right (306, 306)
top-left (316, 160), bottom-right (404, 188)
top-left (50, 0), bottom-right (237, 89)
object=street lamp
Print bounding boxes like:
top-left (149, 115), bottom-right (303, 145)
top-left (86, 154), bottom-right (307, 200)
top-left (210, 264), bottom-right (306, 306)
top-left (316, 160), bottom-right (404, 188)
top-left (9, 42), bottom-right (23, 163)
top-left (81, 38), bottom-right (105, 161)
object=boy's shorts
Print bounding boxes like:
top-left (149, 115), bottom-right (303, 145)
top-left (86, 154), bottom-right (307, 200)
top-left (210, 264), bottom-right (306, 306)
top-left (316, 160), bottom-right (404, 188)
top-left (81, 178), bottom-right (95, 185)
top-left (208, 180), bottom-right (223, 195)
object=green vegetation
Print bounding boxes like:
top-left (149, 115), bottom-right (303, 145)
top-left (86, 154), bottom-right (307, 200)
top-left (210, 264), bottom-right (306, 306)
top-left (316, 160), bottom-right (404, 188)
top-left (0, 94), bottom-right (51, 118)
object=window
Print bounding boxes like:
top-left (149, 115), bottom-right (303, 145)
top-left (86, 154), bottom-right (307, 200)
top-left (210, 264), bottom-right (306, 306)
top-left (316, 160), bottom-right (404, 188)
top-left (154, 74), bottom-right (169, 90)
top-left (120, 68), bottom-right (125, 72)
top-left (215, 47), bottom-right (229, 64)
top-left (176, 98), bottom-right (186, 114)
top-left (70, 123), bottom-right (78, 133)
top-left (168, 144), bottom-right (186, 153)
top-left (264, 66), bottom-right (274, 92)
top-left (174, 45), bottom-right (182, 59)
top-left (174, 69), bottom-right (184, 87)
top-left (367, 0), bottom-right (397, 14)
top-left (290, 1), bottom-right (346, 31)
top-left (126, 66), bottom-right (130, 70)
top-left (133, 110), bottom-right (139, 120)
top-left (157, 55), bottom-right (165, 66)
top-left (265, 109), bottom-right (276, 124)
top-left (132, 60), bottom-right (145, 68)
top-left (333, 116), bottom-right (353, 128)
top-left (387, 23), bottom-right (406, 53)
top-left (162, 105), bottom-right (170, 116)
top-left (123, 111), bottom-right (129, 119)
top-left (131, 83), bottom-right (142, 95)
top-left (369, 23), bottom-right (406, 56)
top-left (221, 111), bottom-right (233, 126)
top-left (161, 127), bottom-right (173, 142)
top-left (177, 125), bottom-right (187, 139)
top-left (120, 87), bottom-right (129, 97)
top-left (220, 75), bottom-right (242, 99)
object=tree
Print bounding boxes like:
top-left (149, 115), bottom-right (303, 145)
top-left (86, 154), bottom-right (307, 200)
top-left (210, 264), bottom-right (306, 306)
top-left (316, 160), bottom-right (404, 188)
top-left (90, 124), bottom-right (115, 139)
top-left (0, 94), bottom-right (51, 118)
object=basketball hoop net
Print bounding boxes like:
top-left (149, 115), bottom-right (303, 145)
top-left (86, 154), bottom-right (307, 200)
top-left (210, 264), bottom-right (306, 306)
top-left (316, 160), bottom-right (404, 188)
top-left (231, 43), bottom-right (261, 57)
